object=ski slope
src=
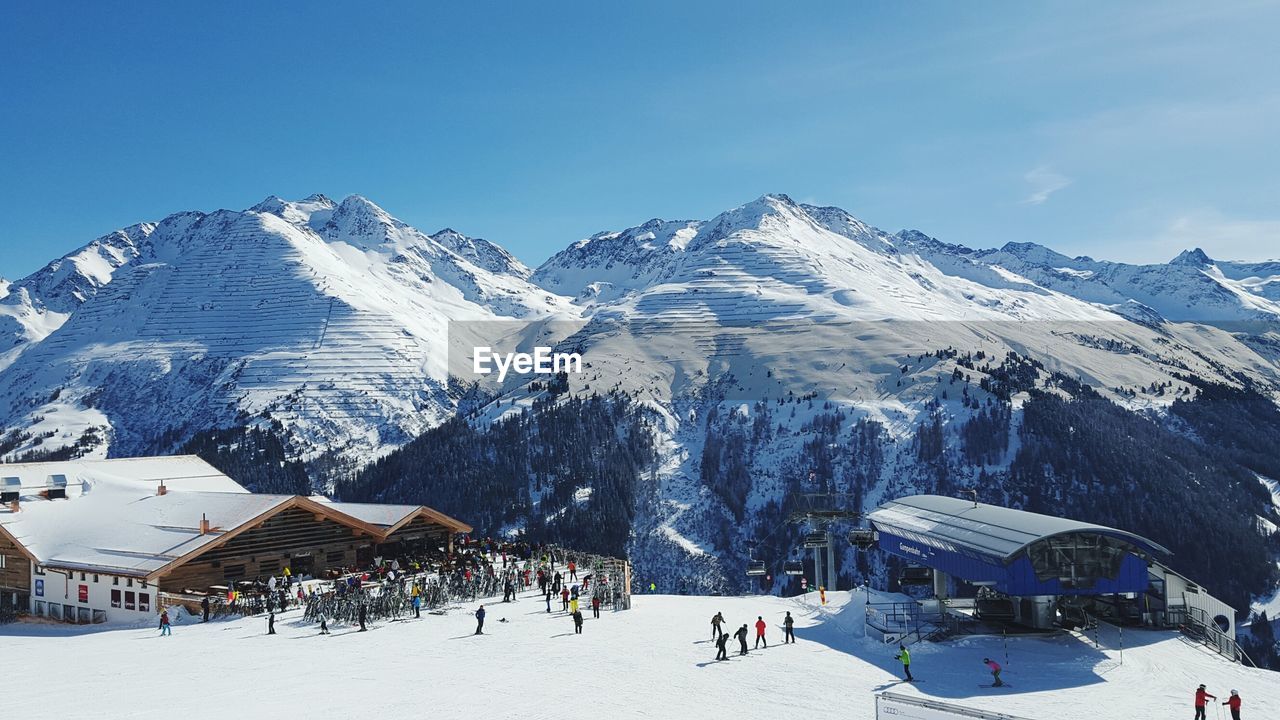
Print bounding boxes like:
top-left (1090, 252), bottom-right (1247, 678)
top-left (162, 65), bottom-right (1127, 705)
top-left (2, 590), bottom-right (1273, 719)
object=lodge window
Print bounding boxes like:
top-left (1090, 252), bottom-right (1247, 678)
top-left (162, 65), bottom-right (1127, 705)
top-left (110, 589), bottom-right (121, 608)
top-left (141, 580), bottom-right (148, 588)
top-left (80, 572), bottom-right (86, 581)
top-left (35, 565), bottom-right (45, 576)
top-left (93, 574), bottom-right (99, 583)
top-left (139, 593), bottom-right (150, 612)
top-left (0, 554), bottom-right (6, 569)
top-left (113, 577), bottom-right (119, 586)
top-left (124, 591), bottom-right (135, 611)
top-left (126, 578), bottom-right (133, 587)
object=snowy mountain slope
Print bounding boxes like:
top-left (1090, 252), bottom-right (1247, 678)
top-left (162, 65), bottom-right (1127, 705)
top-left (932, 240), bottom-right (1280, 324)
top-left (3, 589), bottom-right (1274, 720)
top-left (497, 195), bottom-right (1280, 592)
top-left (0, 222), bottom-right (160, 371)
top-left (0, 196), bottom-right (575, 466)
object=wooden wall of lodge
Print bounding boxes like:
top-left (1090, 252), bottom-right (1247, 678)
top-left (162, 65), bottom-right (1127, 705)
top-left (157, 509), bottom-right (458, 593)
top-left (158, 507), bottom-right (373, 592)
top-left (0, 532), bottom-right (31, 593)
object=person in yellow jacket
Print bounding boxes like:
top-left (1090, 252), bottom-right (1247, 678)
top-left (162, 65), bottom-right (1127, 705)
top-left (569, 597), bottom-right (579, 615)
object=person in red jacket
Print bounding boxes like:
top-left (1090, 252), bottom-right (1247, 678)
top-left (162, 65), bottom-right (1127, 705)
top-left (754, 616), bottom-right (768, 649)
top-left (591, 595), bottom-right (601, 619)
top-left (1223, 689), bottom-right (1242, 720)
top-left (1194, 684), bottom-right (1216, 720)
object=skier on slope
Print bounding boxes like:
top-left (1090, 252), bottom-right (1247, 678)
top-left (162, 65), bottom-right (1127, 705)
top-left (201, 596), bottom-right (210, 623)
top-left (1223, 689), bottom-right (1242, 720)
top-left (358, 604), bottom-right (367, 632)
top-left (711, 611), bottom-right (724, 641)
top-left (474, 604), bottom-right (486, 635)
top-left (783, 611), bottom-right (795, 644)
top-left (715, 631), bottom-right (730, 661)
top-left (591, 595), bottom-right (602, 619)
top-left (572, 609), bottom-right (584, 634)
top-left (895, 644), bottom-right (913, 681)
top-left (158, 609), bottom-right (172, 636)
top-left (754, 616), bottom-right (768, 649)
top-left (561, 587), bottom-right (571, 611)
top-left (267, 611), bottom-right (276, 635)
top-left (734, 624), bottom-right (750, 655)
top-left (983, 658), bottom-right (1003, 686)
top-left (1194, 684), bottom-right (1217, 720)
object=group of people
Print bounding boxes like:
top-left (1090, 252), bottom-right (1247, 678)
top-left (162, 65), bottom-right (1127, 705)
top-left (711, 610), bottom-right (797, 661)
top-left (1196, 684), bottom-right (1245, 720)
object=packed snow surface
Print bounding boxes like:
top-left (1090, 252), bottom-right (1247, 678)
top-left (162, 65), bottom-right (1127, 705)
top-left (3, 590), bottom-right (1274, 719)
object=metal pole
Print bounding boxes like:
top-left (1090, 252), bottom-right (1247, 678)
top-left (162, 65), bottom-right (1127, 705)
top-left (826, 537), bottom-right (836, 592)
top-left (813, 546), bottom-right (822, 597)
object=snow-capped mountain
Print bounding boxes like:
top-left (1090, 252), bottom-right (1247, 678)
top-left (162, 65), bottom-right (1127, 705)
top-left (0, 195), bottom-right (573, 466)
top-left (899, 236), bottom-right (1280, 324)
top-left (3, 192), bottom-right (1279, 604)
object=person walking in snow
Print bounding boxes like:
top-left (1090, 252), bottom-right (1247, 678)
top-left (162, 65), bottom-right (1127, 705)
top-left (568, 560), bottom-right (577, 581)
top-left (319, 615), bottom-right (329, 635)
top-left (735, 624), bottom-right (749, 655)
top-left (268, 611), bottom-right (276, 635)
top-left (591, 595), bottom-right (601, 619)
top-left (572, 609), bottom-right (584, 634)
top-left (715, 632), bottom-right (730, 661)
top-left (895, 644), bottom-right (913, 681)
top-left (783, 611), bottom-right (795, 643)
top-left (711, 611), bottom-right (724, 641)
top-left (754, 616), bottom-right (768, 649)
top-left (545, 587), bottom-right (552, 613)
top-left (358, 604), bottom-right (367, 632)
top-left (560, 587), bottom-right (571, 612)
top-left (158, 609), bottom-right (172, 636)
top-left (983, 658), bottom-right (1003, 686)
top-left (1194, 684), bottom-right (1217, 720)
top-left (1223, 689), bottom-right (1242, 720)
top-left (553, 571), bottom-right (562, 594)
top-left (474, 604), bottom-right (486, 635)
top-left (201, 596), bottom-right (210, 623)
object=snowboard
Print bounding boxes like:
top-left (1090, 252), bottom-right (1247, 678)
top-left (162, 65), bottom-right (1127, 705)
top-left (979, 683), bottom-right (1012, 688)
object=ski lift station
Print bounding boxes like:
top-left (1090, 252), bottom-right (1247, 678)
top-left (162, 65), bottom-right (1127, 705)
top-left (866, 494), bottom-right (1237, 640)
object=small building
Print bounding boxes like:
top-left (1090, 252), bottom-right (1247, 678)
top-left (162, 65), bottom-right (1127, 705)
top-left (868, 494), bottom-right (1235, 637)
top-left (0, 456), bottom-right (470, 624)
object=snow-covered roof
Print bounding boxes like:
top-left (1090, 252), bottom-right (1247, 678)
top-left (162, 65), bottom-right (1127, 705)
top-left (868, 494), bottom-right (1170, 563)
top-left (327, 501), bottom-right (472, 534)
top-left (0, 456), bottom-right (470, 577)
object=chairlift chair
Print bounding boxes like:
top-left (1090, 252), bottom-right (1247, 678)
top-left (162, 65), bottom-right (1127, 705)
top-left (802, 530), bottom-right (830, 548)
top-left (746, 561), bottom-right (767, 577)
top-left (782, 561), bottom-right (804, 576)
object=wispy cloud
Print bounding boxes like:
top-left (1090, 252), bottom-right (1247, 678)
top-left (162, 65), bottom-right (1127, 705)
top-left (1022, 166), bottom-right (1072, 205)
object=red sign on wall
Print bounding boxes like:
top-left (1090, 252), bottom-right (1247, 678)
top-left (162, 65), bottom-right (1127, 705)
top-left (78, 584), bottom-right (88, 603)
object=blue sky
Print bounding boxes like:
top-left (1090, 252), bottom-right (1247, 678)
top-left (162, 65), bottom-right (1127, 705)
top-left (1, 1), bottom-right (1276, 279)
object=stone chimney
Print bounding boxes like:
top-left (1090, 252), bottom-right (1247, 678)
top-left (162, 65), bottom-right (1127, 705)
top-left (157, 481), bottom-right (168, 496)
top-left (199, 513), bottom-right (210, 535)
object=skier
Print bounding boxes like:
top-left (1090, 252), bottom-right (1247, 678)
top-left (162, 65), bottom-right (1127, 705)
top-left (1223, 689), bottom-right (1242, 720)
top-left (1194, 684), bottom-right (1217, 720)
top-left (591, 595), bottom-right (601, 619)
top-left (754, 616), bottom-right (768, 649)
top-left (569, 597), bottom-right (579, 615)
top-left (319, 615), bottom-right (329, 635)
top-left (711, 611), bottom-right (724, 641)
top-left (572, 609), bottom-right (584, 634)
top-left (475, 604), bottom-right (486, 635)
top-left (412, 592), bottom-right (422, 619)
top-left (568, 560), bottom-right (578, 581)
top-left (201, 596), bottom-right (210, 623)
top-left (158, 609), bottom-right (172, 636)
top-left (783, 611), bottom-right (795, 643)
top-left (734, 623), bottom-right (749, 655)
top-left (267, 611), bottom-right (276, 635)
top-left (895, 644), bottom-right (913, 681)
top-left (983, 658), bottom-right (1003, 686)
top-left (715, 632), bottom-right (730, 661)
top-left (358, 604), bottom-right (367, 632)
top-left (545, 587), bottom-right (552, 613)
top-left (561, 587), bottom-right (570, 611)
top-left (553, 571), bottom-right (562, 594)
